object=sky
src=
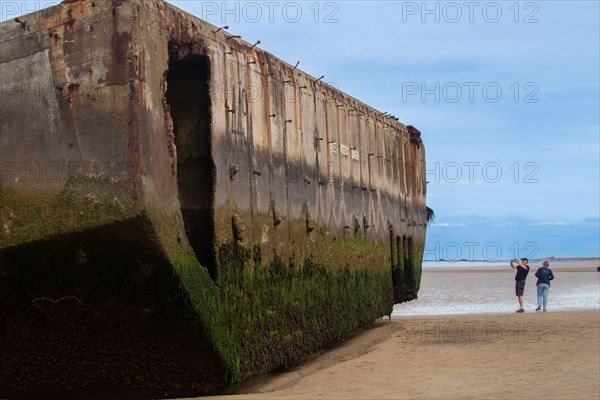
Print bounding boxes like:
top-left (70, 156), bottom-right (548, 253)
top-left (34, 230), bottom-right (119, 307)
top-left (1, 1), bottom-right (598, 259)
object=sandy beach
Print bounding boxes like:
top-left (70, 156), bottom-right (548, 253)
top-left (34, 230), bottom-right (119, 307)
top-left (193, 311), bottom-right (599, 400)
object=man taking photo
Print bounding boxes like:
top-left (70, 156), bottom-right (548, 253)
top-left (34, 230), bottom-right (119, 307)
top-left (511, 258), bottom-right (530, 313)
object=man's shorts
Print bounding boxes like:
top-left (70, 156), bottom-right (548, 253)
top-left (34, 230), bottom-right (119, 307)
top-left (515, 280), bottom-right (526, 296)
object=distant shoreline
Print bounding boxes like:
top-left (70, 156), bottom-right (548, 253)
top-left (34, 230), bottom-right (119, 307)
top-left (425, 257), bottom-right (600, 263)
top-left (423, 258), bottom-right (599, 273)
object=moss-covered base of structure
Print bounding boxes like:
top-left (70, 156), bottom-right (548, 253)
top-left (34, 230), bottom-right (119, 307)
top-left (0, 217), bottom-right (226, 399)
top-left (149, 201), bottom-right (423, 388)
top-left (0, 200), bottom-right (421, 397)
top-left (209, 241), bottom-right (393, 385)
top-left (0, 238), bottom-right (393, 397)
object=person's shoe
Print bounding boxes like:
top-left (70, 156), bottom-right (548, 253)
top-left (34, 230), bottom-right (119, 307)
top-left (543, 308), bottom-right (547, 312)
top-left (535, 306), bottom-right (542, 311)
top-left (516, 309), bottom-right (524, 313)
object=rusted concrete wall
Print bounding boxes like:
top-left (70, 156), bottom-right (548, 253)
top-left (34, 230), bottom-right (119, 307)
top-left (0, 1), bottom-right (145, 245)
top-left (158, 2), bottom-right (427, 273)
top-left (0, 0), bottom-right (426, 270)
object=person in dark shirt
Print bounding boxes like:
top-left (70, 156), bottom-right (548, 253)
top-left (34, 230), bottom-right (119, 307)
top-left (535, 260), bottom-right (555, 312)
top-left (510, 258), bottom-right (530, 313)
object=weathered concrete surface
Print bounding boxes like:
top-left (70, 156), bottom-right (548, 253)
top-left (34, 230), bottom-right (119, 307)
top-left (0, 0), bottom-right (428, 397)
top-left (158, 2), bottom-right (428, 279)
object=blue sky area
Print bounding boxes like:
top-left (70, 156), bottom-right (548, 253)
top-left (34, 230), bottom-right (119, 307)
top-left (2, 1), bottom-right (598, 259)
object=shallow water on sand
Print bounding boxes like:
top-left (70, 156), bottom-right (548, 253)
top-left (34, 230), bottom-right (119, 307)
top-left (393, 264), bottom-right (600, 316)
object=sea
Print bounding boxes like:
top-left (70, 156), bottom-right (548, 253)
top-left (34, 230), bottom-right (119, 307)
top-left (392, 259), bottom-right (600, 316)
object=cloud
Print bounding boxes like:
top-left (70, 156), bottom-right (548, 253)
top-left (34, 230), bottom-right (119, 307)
top-left (584, 216), bottom-right (600, 224)
top-left (494, 217), bottom-right (566, 227)
top-left (433, 223), bottom-right (466, 228)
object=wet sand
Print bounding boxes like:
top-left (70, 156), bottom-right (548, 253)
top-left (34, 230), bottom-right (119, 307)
top-left (393, 269), bottom-right (599, 316)
top-left (194, 310), bottom-right (600, 400)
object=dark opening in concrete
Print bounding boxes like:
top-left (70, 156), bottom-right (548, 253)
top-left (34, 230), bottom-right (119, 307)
top-left (404, 236), bottom-right (415, 286)
top-left (166, 55), bottom-right (216, 279)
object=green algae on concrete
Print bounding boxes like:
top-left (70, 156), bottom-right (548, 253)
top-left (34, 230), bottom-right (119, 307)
top-left (0, 178), bottom-right (140, 250)
top-left (210, 241), bottom-right (394, 385)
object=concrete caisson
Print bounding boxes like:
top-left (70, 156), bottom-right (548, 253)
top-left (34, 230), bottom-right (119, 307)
top-left (0, 0), bottom-right (428, 397)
